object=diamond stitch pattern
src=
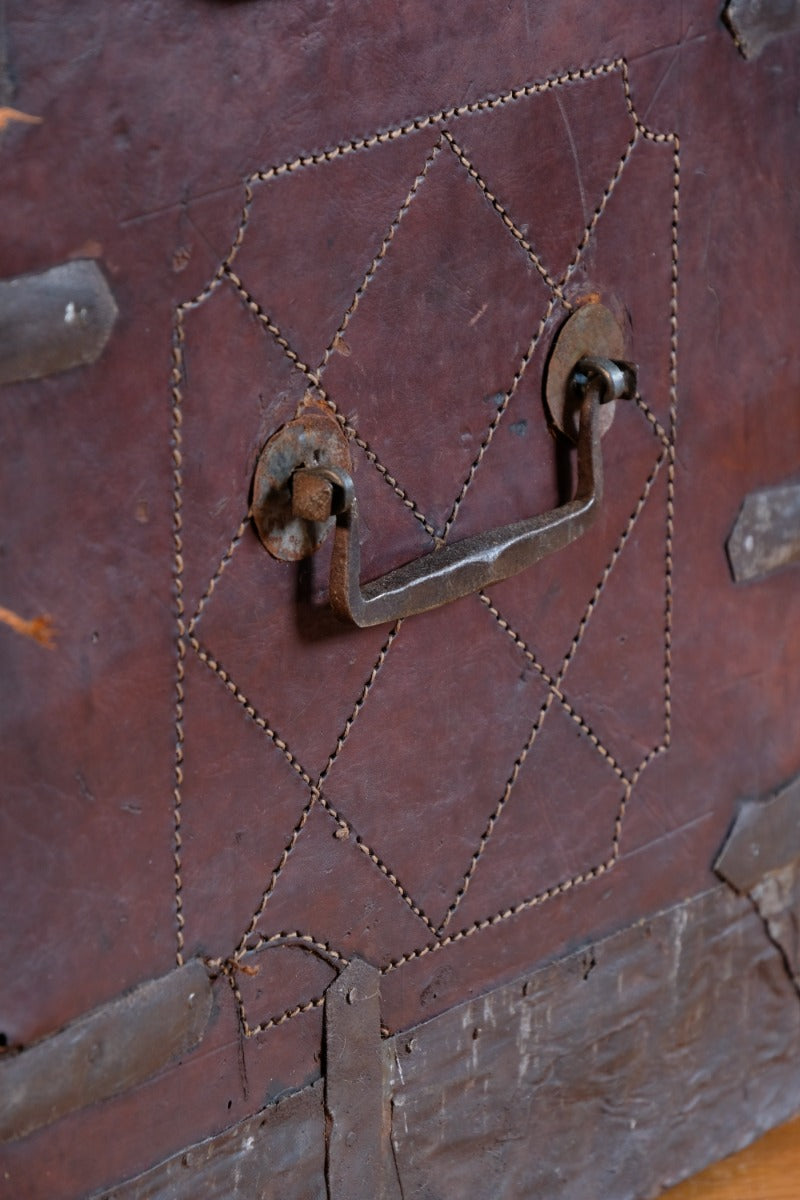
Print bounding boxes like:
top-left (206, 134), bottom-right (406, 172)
top-left (448, 698), bottom-right (626, 931)
top-left (228, 126), bottom-right (441, 368)
top-left (172, 64), bottom-right (679, 1034)
top-left (451, 70), bottom-right (635, 279)
top-left (321, 144), bottom-right (553, 533)
top-left (558, 469), bottom-right (670, 774)
top-left (193, 525), bottom-right (392, 780)
top-left (248, 803), bottom-right (433, 964)
top-left (179, 282), bottom-right (309, 617)
top-left (321, 595), bottom-right (552, 929)
top-left (179, 653), bottom-right (314, 961)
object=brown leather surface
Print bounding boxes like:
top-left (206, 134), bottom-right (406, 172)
top-left (1, 2), bottom-right (799, 1196)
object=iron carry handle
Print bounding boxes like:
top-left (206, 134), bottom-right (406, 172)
top-left (299, 357), bottom-right (634, 628)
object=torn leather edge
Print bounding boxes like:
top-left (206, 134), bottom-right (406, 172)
top-left (715, 772), bottom-right (800, 996)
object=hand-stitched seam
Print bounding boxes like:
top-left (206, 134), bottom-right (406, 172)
top-left (245, 62), bottom-right (626, 191)
top-left (222, 267), bottom-right (439, 539)
top-left (664, 138), bottom-right (680, 750)
top-left (225, 967), bottom-right (327, 1039)
top-left (440, 131), bottom-right (568, 303)
top-left (440, 583), bottom-right (642, 931)
top-left (438, 111), bottom-right (680, 945)
top-left (561, 132), bottom-right (637, 287)
top-left (629, 743), bottom-right (667, 788)
top-left (315, 792), bottom-right (439, 933)
top-left (222, 616), bottom-right (433, 942)
top-left (620, 58), bottom-right (682, 143)
top-left (556, 448), bottom-right (667, 681)
top-left (170, 312), bottom-right (187, 967)
top-left (240, 931), bottom-right (350, 964)
top-left (481, 597), bottom-right (630, 783)
top-left (634, 394), bottom-right (671, 448)
top-left (170, 58), bottom-right (679, 1008)
top-left (192, 621), bottom-right (435, 950)
top-left (437, 687), bottom-right (556, 931)
top-left (190, 635), bottom-right (320, 792)
top-left (440, 296), bottom-right (558, 539)
top-left (441, 131), bottom-right (639, 539)
top-left (232, 797), bottom-right (319, 961)
top-left (317, 137), bottom-right (444, 374)
top-left (317, 622), bottom-right (401, 787)
top-left (380, 848), bottom-right (620, 975)
top-left (187, 514), bottom-right (249, 634)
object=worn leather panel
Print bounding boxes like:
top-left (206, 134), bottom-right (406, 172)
top-left (1, 2), bottom-right (799, 1196)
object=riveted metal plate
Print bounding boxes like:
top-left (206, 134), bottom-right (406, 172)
top-left (0, 259), bottom-right (117, 384)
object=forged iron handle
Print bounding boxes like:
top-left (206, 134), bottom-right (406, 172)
top-left (308, 358), bottom-right (633, 628)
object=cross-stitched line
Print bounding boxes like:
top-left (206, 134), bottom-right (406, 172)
top-left (479, 596), bottom-right (630, 784)
top-left (635, 394), bottom-right (670, 448)
top-left (439, 100), bottom-right (679, 940)
top-left (440, 131), bottom-right (568, 303)
top-left (222, 268), bottom-right (438, 539)
top-left (317, 623), bottom-right (402, 788)
top-left (438, 593), bottom-right (630, 931)
top-left (317, 137), bottom-right (444, 374)
top-left (437, 688), bottom-right (556, 932)
top-left (440, 296), bottom-right (558, 539)
top-left (315, 793), bottom-right (439, 934)
top-left (187, 514), bottom-right (249, 634)
top-left (556, 448), bottom-right (666, 681)
top-left (215, 620), bottom-right (434, 957)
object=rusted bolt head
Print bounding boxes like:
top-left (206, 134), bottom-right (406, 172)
top-left (292, 470), bottom-right (334, 523)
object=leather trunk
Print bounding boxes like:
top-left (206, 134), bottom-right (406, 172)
top-left (1, 3), bottom-right (799, 1197)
